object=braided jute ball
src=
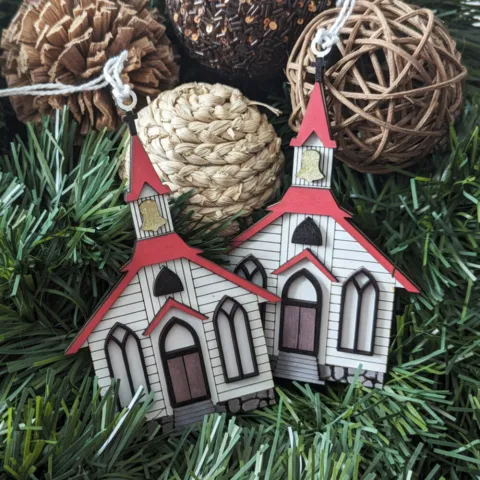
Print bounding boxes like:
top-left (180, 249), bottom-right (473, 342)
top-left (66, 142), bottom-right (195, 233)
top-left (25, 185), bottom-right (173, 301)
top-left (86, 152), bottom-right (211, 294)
top-left (123, 82), bottom-right (284, 232)
top-left (287, 0), bottom-right (467, 173)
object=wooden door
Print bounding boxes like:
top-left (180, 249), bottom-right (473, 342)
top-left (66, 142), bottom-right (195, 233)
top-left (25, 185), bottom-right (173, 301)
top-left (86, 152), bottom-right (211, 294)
top-left (160, 319), bottom-right (210, 408)
top-left (282, 304), bottom-right (317, 353)
top-left (280, 269), bottom-right (322, 356)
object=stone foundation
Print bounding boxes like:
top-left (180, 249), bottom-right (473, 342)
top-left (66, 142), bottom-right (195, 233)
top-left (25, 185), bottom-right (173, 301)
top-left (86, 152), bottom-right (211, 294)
top-left (217, 388), bottom-right (276, 414)
top-left (159, 414), bottom-right (174, 432)
top-left (322, 365), bottom-right (385, 387)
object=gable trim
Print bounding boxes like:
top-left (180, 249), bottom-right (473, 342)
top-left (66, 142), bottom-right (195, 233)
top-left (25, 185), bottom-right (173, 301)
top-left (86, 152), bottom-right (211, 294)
top-left (125, 136), bottom-right (171, 202)
top-left (65, 270), bottom-right (137, 355)
top-left (143, 297), bottom-right (208, 336)
top-left (66, 233), bottom-right (280, 355)
top-left (272, 249), bottom-right (338, 282)
top-left (231, 188), bottom-right (419, 293)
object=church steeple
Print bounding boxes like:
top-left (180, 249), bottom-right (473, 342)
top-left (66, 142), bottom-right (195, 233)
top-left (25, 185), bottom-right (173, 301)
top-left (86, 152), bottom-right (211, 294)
top-left (290, 82), bottom-right (336, 189)
top-left (124, 114), bottom-right (175, 240)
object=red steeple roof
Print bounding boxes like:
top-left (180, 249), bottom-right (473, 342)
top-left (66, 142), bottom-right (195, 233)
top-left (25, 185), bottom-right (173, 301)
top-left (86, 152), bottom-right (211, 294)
top-left (125, 135), bottom-right (171, 202)
top-left (290, 82), bottom-right (336, 148)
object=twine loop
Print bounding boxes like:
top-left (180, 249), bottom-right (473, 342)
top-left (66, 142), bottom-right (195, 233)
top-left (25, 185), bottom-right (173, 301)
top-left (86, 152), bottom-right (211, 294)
top-left (310, 0), bottom-right (356, 58)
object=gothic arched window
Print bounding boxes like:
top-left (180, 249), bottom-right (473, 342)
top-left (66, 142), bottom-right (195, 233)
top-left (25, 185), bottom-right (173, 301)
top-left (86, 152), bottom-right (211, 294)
top-left (280, 268), bottom-right (322, 355)
top-left (234, 255), bottom-right (268, 325)
top-left (214, 297), bottom-right (259, 383)
top-left (338, 269), bottom-right (379, 355)
top-left (105, 324), bottom-right (150, 407)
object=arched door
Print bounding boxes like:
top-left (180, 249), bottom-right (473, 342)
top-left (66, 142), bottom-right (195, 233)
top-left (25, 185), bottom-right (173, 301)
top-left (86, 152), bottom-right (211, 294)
top-left (160, 318), bottom-right (210, 408)
top-left (280, 269), bottom-right (322, 355)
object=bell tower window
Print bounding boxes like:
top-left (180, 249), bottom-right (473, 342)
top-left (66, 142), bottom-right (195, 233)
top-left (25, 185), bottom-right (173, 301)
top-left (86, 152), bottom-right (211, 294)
top-left (139, 199), bottom-right (167, 232)
top-left (297, 149), bottom-right (324, 182)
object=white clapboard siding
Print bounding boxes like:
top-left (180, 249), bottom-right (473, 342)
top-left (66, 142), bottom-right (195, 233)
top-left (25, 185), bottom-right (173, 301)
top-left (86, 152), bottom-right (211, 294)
top-left (332, 223), bottom-right (397, 282)
top-left (228, 218), bottom-right (283, 274)
top-left (86, 273), bottom-right (166, 415)
top-left (187, 264), bottom-right (274, 400)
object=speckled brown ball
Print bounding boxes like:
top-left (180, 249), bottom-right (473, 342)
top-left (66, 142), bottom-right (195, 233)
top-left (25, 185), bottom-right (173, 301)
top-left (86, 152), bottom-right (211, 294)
top-left (166, 0), bottom-right (329, 78)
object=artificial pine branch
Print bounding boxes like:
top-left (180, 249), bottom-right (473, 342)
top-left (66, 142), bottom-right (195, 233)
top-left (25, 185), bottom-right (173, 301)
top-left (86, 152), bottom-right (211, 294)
top-left (0, 0), bottom-right (479, 476)
top-left (0, 102), bottom-right (479, 478)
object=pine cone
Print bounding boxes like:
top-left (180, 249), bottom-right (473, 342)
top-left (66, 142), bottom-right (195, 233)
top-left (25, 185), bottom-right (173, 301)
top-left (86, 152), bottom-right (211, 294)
top-left (1, 0), bottom-right (179, 133)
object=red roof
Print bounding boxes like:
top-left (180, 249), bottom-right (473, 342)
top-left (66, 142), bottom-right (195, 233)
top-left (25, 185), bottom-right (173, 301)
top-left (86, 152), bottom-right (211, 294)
top-left (290, 82), bottom-right (336, 148)
top-left (273, 249), bottom-right (338, 282)
top-left (66, 233), bottom-right (279, 354)
top-left (143, 298), bottom-right (207, 336)
top-left (232, 187), bottom-right (419, 294)
top-left (125, 135), bottom-right (171, 202)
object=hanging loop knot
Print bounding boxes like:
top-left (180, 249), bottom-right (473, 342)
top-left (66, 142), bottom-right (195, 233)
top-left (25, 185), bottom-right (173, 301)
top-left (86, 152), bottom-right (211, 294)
top-left (103, 51), bottom-right (137, 112)
top-left (311, 28), bottom-right (339, 58)
top-left (310, 0), bottom-right (356, 58)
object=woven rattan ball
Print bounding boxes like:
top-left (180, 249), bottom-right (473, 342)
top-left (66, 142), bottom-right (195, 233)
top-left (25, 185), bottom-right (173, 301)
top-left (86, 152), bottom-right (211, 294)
top-left (287, 0), bottom-right (467, 173)
top-left (123, 82), bottom-right (284, 231)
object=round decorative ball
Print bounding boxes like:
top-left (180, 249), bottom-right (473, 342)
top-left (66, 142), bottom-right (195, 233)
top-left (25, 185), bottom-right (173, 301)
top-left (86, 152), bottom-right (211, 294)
top-left (166, 0), bottom-right (328, 78)
top-left (1, 0), bottom-right (179, 133)
top-left (287, 0), bottom-right (467, 173)
top-left (123, 82), bottom-right (284, 230)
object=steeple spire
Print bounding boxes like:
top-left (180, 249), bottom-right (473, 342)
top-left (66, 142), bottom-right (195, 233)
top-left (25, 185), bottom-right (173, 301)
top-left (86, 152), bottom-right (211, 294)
top-left (124, 113), bottom-right (171, 203)
top-left (290, 82), bottom-right (336, 149)
top-left (290, 81), bottom-right (336, 189)
top-left (123, 113), bottom-right (175, 240)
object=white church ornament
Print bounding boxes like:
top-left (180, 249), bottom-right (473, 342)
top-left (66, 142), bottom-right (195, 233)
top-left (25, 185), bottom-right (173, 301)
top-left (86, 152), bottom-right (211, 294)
top-left (227, 77), bottom-right (419, 387)
top-left (66, 114), bottom-right (279, 428)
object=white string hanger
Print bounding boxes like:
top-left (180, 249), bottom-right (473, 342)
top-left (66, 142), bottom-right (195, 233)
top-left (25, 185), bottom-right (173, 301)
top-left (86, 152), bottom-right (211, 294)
top-left (0, 0), bottom-right (355, 107)
top-left (0, 50), bottom-right (136, 112)
top-left (311, 0), bottom-right (356, 58)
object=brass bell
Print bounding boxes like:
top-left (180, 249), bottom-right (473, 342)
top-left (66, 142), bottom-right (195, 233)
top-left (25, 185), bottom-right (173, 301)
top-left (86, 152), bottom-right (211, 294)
top-left (297, 149), bottom-right (325, 182)
top-left (140, 200), bottom-right (167, 232)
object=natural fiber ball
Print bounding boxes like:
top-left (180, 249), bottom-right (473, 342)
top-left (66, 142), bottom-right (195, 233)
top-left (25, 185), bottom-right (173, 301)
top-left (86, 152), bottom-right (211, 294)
top-left (123, 82), bottom-right (284, 230)
top-left (287, 0), bottom-right (467, 173)
top-left (166, 0), bottom-right (328, 78)
top-left (1, 0), bottom-right (179, 134)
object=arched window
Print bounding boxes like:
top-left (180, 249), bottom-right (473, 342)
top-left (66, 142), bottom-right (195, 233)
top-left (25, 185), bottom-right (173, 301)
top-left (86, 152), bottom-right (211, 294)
top-left (234, 255), bottom-right (268, 325)
top-left (280, 268), bottom-right (322, 355)
top-left (159, 318), bottom-right (210, 407)
top-left (214, 296), bottom-right (259, 383)
top-left (338, 269), bottom-right (379, 355)
top-left (154, 266), bottom-right (184, 297)
top-left (292, 217), bottom-right (323, 246)
top-left (105, 324), bottom-right (150, 408)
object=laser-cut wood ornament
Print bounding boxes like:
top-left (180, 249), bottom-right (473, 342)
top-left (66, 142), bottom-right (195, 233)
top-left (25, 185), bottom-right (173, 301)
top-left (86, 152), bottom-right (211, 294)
top-left (66, 112), bottom-right (279, 428)
top-left (227, 64), bottom-right (419, 388)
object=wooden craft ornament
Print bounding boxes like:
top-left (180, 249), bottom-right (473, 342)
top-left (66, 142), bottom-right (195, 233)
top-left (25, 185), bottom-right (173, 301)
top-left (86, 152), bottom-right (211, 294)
top-left (226, 69), bottom-right (419, 387)
top-left (66, 109), bottom-right (279, 428)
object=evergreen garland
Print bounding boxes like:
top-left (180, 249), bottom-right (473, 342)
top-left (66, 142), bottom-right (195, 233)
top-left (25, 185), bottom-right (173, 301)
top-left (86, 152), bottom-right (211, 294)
top-left (0, 0), bottom-right (479, 477)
